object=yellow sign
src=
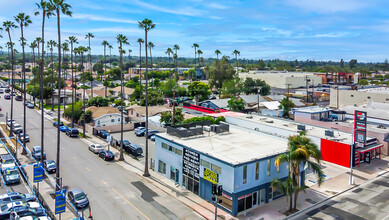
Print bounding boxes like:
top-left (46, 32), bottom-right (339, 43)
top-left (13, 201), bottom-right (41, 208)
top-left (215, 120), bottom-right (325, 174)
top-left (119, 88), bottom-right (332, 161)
top-left (204, 168), bottom-right (218, 185)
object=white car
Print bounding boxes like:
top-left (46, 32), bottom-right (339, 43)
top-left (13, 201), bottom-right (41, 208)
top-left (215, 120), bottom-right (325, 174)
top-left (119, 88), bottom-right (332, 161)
top-left (10, 213), bottom-right (51, 220)
top-left (89, 144), bottom-right (104, 154)
top-left (0, 201), bottom-right (40, 213)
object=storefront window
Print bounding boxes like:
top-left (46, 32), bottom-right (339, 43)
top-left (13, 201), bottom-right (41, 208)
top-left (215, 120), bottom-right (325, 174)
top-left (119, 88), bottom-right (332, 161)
top-left (158, 160), bottom-right (166, 174)
top-left (255, 162), bottom-right (259, 180)
top-left (219, 194), bottom-right (233, 211)
top-left (211, 164), bottom-right (222, 174)
top-left (267, 159), bottom-right (271, 176)
top-left (238, 198), bottom-right (245, 212)
top-left (162, 143), bottom-right (168, 150)
top-left (175, 148), bottom-right (182, 156)
top-left (201, 159), bottom-right (210, 168)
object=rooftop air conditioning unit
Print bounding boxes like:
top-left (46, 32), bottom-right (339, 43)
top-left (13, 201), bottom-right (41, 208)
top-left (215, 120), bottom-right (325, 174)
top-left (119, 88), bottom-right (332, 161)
top-left (203, 126), bottom-right (211, 132)
top-left (325, 130), bottom-right (334, 137)
top-left (297, 125), bottom-right (306, 131)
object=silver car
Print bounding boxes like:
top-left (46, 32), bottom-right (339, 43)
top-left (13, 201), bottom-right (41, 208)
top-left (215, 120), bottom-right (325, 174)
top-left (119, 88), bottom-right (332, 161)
top-left (88, 144), bottom-right (104, 154)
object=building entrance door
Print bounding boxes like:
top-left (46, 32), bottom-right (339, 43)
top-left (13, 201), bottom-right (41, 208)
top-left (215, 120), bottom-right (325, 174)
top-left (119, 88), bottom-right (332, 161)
top-left (252, 191), bottom-right (258, 207)
top-left (259, 189), bottom-right (266, 205)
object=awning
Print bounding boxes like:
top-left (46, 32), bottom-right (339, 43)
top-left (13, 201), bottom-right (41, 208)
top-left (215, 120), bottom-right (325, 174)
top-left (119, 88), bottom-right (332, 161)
top-left (356, 143), bottom-right (383, 154)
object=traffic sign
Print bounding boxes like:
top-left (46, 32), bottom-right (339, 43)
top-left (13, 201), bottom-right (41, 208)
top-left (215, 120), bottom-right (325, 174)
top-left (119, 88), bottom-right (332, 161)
top-left (33, 164), bottom-right (43, 183)
top-left (55, 189), bottom-right (67, 214)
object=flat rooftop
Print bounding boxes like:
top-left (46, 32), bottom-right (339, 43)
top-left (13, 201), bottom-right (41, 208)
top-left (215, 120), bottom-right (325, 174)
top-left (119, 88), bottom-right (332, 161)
top-left (294, 107), bottom-right (331, 114)
top-left (157, 125), bottom-right (288, 166)
top-left (358, 87), bottom-right (389, 94)
top-left (232, 114), bottom-right (354, 144)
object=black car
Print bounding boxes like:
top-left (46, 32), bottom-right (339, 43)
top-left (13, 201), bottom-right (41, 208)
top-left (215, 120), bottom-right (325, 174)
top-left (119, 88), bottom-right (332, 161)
top-left (66, 128), bottom-right (79, 137)
top-left (99, 150), bottom-right (115, 161)
top-left (43, 159), bottom-right (57, 173)
top-left (53, 121), bottom-right (64, 128)
top-left (116, 140), bottom-right (130, 148)
top-left (97, 130), bottom-right (109, 139)
top-left (126, 144), bottom-right (143, 156)
top-left (68, 188), bottom-right (89, 209)
top-left (4, 88), bottom-right (10, 93)
top-left (15, 95), bottom-right (23, 101)
top-left (4, 95), bottom-right (10, 100)
top-left (147, 130), bottom-right (160, 138)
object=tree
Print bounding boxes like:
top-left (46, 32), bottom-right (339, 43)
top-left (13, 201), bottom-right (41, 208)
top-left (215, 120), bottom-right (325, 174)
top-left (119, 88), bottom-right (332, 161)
top-left (48, 39), bottom-right (57, 111)
top-left (80, 110), bottom-right (92, 124)
top-left (243, 77), bottom-right (271, 96)
top-left (192, 43), bottom-right (199, 69)
top-left (197, 49), bottom-right (203, 67)
top-left (85, 32), bottom-right (94, 97)
top-left (275, 133), bottom-right (324, 211)
top-left (221, 77), bottom-right (243, 97)
top-left (358, 79), bottom-right (368, 86)
top-left (188, 81), bottom-right (211, 102)
top-left (64, 102), bottom-right (82, 122)
top-left (102, 40), bottom-right (109, 97)
top-left (15, 13), bottom-right (32, 155)
top-left (257, 59), bottom-right (265, 70)
top-left (137, 38), bottom-right (144, 90)
top-left (87, 97), bottom-right (109, 107)
top-left (271, 178), bottom-right (295, 212)
top-left (349, 59), bottom-right (357, 69)
top-left (67, 36), bottom-right (78, 127)
top-left (279, 97), bottom-right (294, 118)
top-left (148, 42), bottom-right (154, 67)
top-left (227, 97), bottom-right (245, 111)
top-left (29, 41), bottom-right (38, 106)
top-left (138, 18), bottom-right (156, 177)
top-left (232, 49), bottom-right (240, 74)
top-left (116, 33), bottom-right (129, 162)
top-left (165, 47), bottom-right (173, 65)
top-left (160, 108), bottom-right (184, 126)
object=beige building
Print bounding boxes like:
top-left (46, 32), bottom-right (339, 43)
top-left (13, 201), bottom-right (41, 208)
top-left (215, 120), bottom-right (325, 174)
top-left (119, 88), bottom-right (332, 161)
top-left (239, 71), bottom-right (322, 89)
top-left (330, 87), bottom-right (389, 108)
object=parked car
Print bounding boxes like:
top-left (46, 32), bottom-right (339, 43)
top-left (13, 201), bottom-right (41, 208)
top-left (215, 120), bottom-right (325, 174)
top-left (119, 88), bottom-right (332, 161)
top-left (10, 92), bottom-right (16, 96)
top-left (26, 103), bottom-right (34, 109)
top-left (68, 189), bottom-right (89, 209)
top-left (0, 89), bottom-right (3, 94)
top-left (0, 201), bottom-right (40, 214)
top-left (53, 121), bottom-right (64, 128)
top-left (3, 168), bottom-right (20, 184)
top-left (24, 101), bottom-right (30, 106)
top-left (135, 128), bottom-right (147, 136)
top-left (43, 160), bottom-right (57, 173)
top-left (0, 154), bottom-right (16, 173)
top-left (150, 135), bottom-right (156, 141)
top-left (147, 130), bottom-right (160, 138)
top-left (116, 140), bottom-right (130, 148)
top-left (0, 192), bottom-right (36, 207)
top-left (32, 146), bottom-right (46, 161)
top-left (97, 130), bottom-right (109, 139)
top-left (66, 128), bottom-right (79, 137)
top-left (13, 128), bottom-right (24, 136)
top-left (98, 150), bottom-right (115, 161)
top-left (0, 206), bottom-right (45, 219)
top-left (6, 120), bottom-right (16, 128)
top-left (18, 133), bottom-right (30, 142)
top-left (4, 95), bottom-right (10, 100)
top-left (126, 144), bottom-right (143, 156)
top-left (15, 96), bottom-right (23, 101)
top-left (88, 144), bottom-right (104, 154)
top-left (134, 126), bottom-right (145, 133)
top-left (4, 88), bottom-right (10, 93)
top-left (59, 125), bottom-right (69, 132)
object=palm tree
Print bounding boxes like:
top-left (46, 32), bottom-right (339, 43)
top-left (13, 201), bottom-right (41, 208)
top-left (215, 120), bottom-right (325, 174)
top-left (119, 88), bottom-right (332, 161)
top-left (15, 13), bottom-right (32, 155)
top-left (165, 47), bottom-right (173, 65)
top-left (2, 21), bottom-right (18, 141)
top-left (102, 40), bottom-right (109, 97)
top-left (30, 41), bottom-right (38, 106)
top-left (215, 49), bottom-right (221, 60)
top-left (215, 49), bottom-right (222, 97)
top-left (116, 34), bottom-right (129, 161)
top-left (147, 42), bottom-right (154, 68)
top-left (50, 0), bottom-right (72, 191)
top-left (271, 177), bottom-right (295, 212)
top-left (139, 18), bottom-right (156, 177)
top-left (128, 49), bottom-right (132, 60)
top-left (48, 39), bottom-right (57, 111)
top-left (197, 49), bottom-right (203, 67)
top-left (77, 46), bottom-right (88, 138)
top-left (172, 44), bottom-right (180, 126)
top-left (137, 38), bottom-right (144, 90)
top-left (275, 132), bottom-right (324, 211)
top-left (61, 42), bottom-right (69, 80)
top-left (85, 32), bottom-right (94, 98)
top-left (35, 0), bottom-right (55, 163)
top-left (192, 43), bottom-right (199, 68)
top-left (67, 36), bottom-right (78, 127)
top-left (108, 44), bottom-right (113, 69)
top-left (232, 49), bottom-right (240, 74)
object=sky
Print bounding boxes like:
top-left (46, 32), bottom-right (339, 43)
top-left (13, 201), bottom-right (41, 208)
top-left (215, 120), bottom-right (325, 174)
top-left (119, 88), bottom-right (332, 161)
top-left (0, 0), bottom-right (389, 62)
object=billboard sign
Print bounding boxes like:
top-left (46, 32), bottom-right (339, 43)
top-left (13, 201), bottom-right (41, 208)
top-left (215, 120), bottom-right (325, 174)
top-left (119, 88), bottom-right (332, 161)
top-left (354, 110), bottom-right (367, 144)
top-left (55, 189), bottom-right (67, 214)
top-left (204, 168), bottom-right (218, 185)
top-left (33, 164), bottom-right (43, 183)
top-left (183, 148), bottom-right (200, 181)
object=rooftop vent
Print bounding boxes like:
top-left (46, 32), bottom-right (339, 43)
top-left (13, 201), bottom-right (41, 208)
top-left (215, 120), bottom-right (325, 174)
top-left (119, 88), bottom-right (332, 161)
top-left (297, 125), bottom-right (306, 131)
top-left (325, 130), bottom-right (334, 137)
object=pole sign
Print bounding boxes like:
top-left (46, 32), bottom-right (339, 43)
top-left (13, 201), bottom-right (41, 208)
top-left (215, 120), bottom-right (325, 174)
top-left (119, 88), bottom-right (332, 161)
top-left (354, 110), bottom-right (367, 145)
top-left (204, 168), bottom-right (219, 185)
top-left (55, 189), bottom-right (67, 214)
top-left (33, 164), bottom-right (43, 183)
top-left (182, 148), bottom-right (200, 181)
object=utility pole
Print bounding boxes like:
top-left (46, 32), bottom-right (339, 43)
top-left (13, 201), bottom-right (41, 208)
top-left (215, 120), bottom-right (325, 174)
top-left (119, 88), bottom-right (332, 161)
top-left (305, 76), bottom-right (310, 103)
top-left (312, 79), bottom-right (314, 103)
top-left (255, 86), bottom-right (261, 113)
top-left (337, 85), bottom-right (339, 109)
top-left (286, 83), bottom-right (291, 101)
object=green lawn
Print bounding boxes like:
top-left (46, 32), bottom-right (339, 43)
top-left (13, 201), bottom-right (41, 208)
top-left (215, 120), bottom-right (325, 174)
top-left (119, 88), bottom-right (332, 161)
top-left (43, 104), bottom-right (66, 110)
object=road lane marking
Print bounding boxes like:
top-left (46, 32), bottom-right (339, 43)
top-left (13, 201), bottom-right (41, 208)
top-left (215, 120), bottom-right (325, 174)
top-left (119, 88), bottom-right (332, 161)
top-left (72, 156), bottom-right (77, 160)
top-left (112, 187), bottom-right (150, 220)
top-left (102, 180), bottom-right (108, 186)
top-left (86, 167), bottom-right (91, 172)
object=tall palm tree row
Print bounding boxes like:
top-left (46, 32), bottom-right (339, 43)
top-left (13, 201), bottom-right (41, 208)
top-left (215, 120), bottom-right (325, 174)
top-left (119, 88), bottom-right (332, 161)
top-left (29, 41), bottom-right (38, 106)
top-left (14, 13), bottom-right (32, 155)
top-left (48, 39), bottom-right (57, 111)
top-left (274, 132), bottom-right (324, 212)
top-left (35, 0), bottom-right (55, 163)
top-left (85, 32), bottom-right (94, 98)
top-left (2, 21), bottom-right (18, 144)
top-left (138, 18), bottom-right (155, 177)
top-left (61, 42), bottom-right (69, 80)
top-left (50, 0), bottom-right (72, 190)
top-left (67, 36), bottom-right (78, 128)
top-left (116, 34), bottom-right (129, 161)
top-left (197, 49), bottom-right (203, 67)
top-left (137, 38), bottom-right (144, 90)
top-left (77, 46), bottom-right (88, 138)
top-left (147, 42), bottom-right (154, 68)
top-left (102, 40), bottom-right (109, 97)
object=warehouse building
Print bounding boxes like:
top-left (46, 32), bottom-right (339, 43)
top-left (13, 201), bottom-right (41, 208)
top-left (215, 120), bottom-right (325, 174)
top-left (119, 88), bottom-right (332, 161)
top-left (154, 123), bottom-right (305, 216)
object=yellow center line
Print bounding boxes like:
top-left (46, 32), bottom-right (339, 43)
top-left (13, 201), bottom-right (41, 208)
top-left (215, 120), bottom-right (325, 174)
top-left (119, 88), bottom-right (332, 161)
top-left (86, 167), bottom-right (91, 172)
top-left (112, 187), bottom-right (150, 220)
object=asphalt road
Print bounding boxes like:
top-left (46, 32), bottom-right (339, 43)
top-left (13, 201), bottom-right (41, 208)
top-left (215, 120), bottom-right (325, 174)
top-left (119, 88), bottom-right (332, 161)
top-left (0, 94), bottom-right (202, 220)
top-left (288, 171), bottom-right (389, 220)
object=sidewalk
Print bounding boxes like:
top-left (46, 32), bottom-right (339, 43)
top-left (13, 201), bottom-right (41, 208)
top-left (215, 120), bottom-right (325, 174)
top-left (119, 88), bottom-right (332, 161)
top-left (0, 124), bottom-right (79, 220)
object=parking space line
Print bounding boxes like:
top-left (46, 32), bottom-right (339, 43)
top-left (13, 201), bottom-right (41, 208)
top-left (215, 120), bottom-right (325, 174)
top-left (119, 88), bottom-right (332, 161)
top-left (72, 156), bottom-right (77, 160)
top-left (86, 167), bottom-right (91, 172)
top-left (112, 187), bottom-right (150, 220)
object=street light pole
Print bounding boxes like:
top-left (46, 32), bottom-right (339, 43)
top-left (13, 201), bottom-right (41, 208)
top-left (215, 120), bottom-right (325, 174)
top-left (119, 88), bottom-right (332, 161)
top-left (255, 86), bottom-right (261, 113)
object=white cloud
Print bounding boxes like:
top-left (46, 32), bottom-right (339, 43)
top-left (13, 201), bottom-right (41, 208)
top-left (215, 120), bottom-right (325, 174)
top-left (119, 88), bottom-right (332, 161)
top-left (208, 3), bottom-right (228, 10)
top-left (261, 27), bottom-right (292, 36)
top-left (285, 0), bottom-right (370, 13)
top-left (131, 0), bottom-right (203, 16)
top-left (71, 14), bottom-right (138, 24)
top-left (210, 16), bottom-right (224, 20)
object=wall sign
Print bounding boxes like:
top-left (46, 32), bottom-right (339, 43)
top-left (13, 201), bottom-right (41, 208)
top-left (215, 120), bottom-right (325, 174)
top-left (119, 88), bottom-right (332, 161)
top-left (354, 110), bottom-right (367, 144)
top-left (183, 148), bottom-right (200, 181)
top-left (204, 168), bottom-right (219, 185)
